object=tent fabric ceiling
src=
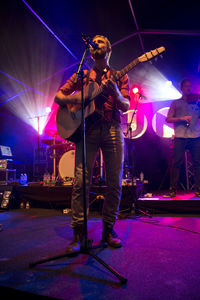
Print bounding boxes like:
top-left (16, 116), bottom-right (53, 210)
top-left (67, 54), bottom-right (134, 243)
top-left (0, 0), bottom-right (200, 109)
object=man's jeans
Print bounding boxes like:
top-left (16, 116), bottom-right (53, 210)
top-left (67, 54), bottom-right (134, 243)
top-left (71, 119), bottom-right (124, 229)
top-left (170, 137), bottom-right (200, 191)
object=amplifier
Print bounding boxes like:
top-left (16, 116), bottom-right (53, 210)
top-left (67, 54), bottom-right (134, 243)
top-left (0, 169), bottom-right (16, 185)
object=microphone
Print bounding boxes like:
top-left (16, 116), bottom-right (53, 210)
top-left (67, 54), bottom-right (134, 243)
top-left (81, 34), bottom-right (98, 50)
top-left (137, 93), bottom-right (148, 100)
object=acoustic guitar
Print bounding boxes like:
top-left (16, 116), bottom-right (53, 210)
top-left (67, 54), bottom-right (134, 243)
top-left (56, 46), bottom-right (165, 142)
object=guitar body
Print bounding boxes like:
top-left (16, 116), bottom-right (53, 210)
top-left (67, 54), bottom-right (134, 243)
top-left (56, 82), bottom-right (100, 142)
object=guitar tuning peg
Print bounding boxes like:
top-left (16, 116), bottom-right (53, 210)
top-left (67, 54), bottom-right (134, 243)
top-left (160, 54), bottom-right (163, 59)
top-left (149, 61), bottom-right (153, 64)
top-left (154, 57), bottom-right (158, 62)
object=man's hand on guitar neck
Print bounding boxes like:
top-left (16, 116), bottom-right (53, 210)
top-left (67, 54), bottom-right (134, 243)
top-left (101, 78), bottom-right (130, 112)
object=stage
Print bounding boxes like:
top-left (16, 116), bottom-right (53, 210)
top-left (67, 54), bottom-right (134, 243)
top-left (1, 184), bottom-right (200, 215)
top-left (0, 208), bottom-right (200, 299)
top-left (0, 184), bottom-right (142, 212)
top-left (1, 186), bottom-right (200, 299)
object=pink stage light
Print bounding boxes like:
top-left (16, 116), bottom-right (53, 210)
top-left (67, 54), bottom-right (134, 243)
top-left (45, 106), bottom-right (51, 114)
top-left (132, 87), bottom-right (139, 94)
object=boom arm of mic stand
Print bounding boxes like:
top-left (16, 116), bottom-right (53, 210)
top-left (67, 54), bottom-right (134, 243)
top-left (74, 44), bottom-right (89, 85)
top-left (124, 95), bottom-right (141, 138)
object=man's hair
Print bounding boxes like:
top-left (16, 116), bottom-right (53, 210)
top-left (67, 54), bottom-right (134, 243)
top-left (180, 78), bottom-right (191, 89)
top-left (92, 35), bottom-right (112, 51)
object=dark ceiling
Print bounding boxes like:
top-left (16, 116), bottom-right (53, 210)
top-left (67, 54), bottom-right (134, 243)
top-left (0, 0), bottom-right (200, 114)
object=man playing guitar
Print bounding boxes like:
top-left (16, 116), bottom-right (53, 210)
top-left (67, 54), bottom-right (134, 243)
top-left (55, 35), bottom-right (130, 252)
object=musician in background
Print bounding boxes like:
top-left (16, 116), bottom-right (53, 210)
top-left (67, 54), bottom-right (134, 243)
top-left (55, 35), bottom-right (130, 252)
top-left (166, 78), bottom-right (200, 197)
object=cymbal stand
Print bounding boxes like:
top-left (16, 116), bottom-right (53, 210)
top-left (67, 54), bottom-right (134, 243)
top-left (29, 114), bottom-right (48, 181)
top-left (52, 135), bottom-right (57, 178)
top-left (30, 39), bottom-right (127, 284)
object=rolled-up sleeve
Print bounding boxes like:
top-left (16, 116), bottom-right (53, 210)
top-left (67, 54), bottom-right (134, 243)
top-left (118, 74), bottom-right (130, 101)
top-left (59, 70), bottom-right (89, 96)
top-left (60, 73), bottom-right (80, 96)
top-left (167, 101), bottom-right (176, 118)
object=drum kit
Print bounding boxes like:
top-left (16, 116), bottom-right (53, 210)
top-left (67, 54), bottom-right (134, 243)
top-left (41, 129), bottom-right (75, 184)
top-left (41, 111), bottom-right (135, 185)
top-left (41, 128), bottom-right (105, 186)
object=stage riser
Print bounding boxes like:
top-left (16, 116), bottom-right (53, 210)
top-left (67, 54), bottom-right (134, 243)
top-left (138, 200), bottom-right (200, 214)
top-left (0, 185), bottom-right (142, 211)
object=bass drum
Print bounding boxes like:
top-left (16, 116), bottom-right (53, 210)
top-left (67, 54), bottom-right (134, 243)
top-left (58, 150), bottom-right (75, 184)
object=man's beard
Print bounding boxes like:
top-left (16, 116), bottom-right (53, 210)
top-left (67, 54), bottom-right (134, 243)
top-left (90, 47), bottom-right (107, 59)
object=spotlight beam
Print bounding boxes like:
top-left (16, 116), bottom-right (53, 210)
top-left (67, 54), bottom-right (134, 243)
top-left (22, 0), bottom-right (79, 61)
top-left (0, 70), bottom-right (29, 88)
top-left (0, 70), bottom-right (47, 106)
top-left (0, 89), bottom-right (31, 106)
top-left (0, 70), bottom-right (46, 96)
top-left (128, 0), bottom-right (145, 53)
top-left (0, 88), bottom-right (47, 106)
top-left (36, 61), bottom-right (80, 86)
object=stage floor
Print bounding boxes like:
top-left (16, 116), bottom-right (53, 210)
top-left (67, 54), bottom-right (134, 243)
top-left (0, 208), bottom-right (200, 299)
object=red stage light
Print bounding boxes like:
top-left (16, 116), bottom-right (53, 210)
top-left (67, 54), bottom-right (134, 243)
top-left (132, 87), bottom-right (139, 94)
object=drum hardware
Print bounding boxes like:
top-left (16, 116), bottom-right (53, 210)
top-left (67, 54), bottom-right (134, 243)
top-left (41, 138), bottom-right (61, 146)
top-left (42, 133), bottom-right (61, 178)
top-left (44, 128), bottom-right (75, 182)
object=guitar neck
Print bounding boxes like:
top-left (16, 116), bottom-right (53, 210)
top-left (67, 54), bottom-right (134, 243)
top-left (114, 58), bottom-right (139, 82)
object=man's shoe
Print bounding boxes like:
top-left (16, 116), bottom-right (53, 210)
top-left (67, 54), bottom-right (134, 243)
top-left (102, 222), bottom-right (122, 248)
top-left (66, 225), bottom-right (84, 254)
top-left (195, 190), bottom-right (200, 197)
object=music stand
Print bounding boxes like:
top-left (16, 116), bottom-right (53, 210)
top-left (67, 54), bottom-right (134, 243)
top-left (30, 38), bottom-right (127, 284)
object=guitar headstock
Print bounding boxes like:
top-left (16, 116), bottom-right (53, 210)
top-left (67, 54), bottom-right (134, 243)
top-left (138, 46), bottom-right (165, 63)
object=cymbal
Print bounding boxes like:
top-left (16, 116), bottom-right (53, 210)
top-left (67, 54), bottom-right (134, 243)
top-left (49, 141), bottom-right (75, 150)
top-left (45, 128), bottom-right (61, 138)
top-left (41, 138), bottom-right (61, 146)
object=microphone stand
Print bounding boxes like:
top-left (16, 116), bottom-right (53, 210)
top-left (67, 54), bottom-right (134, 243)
top-left (29, 39), bottom-right (127, 284)
top-left (124, 95), bottom-right (150, 216)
